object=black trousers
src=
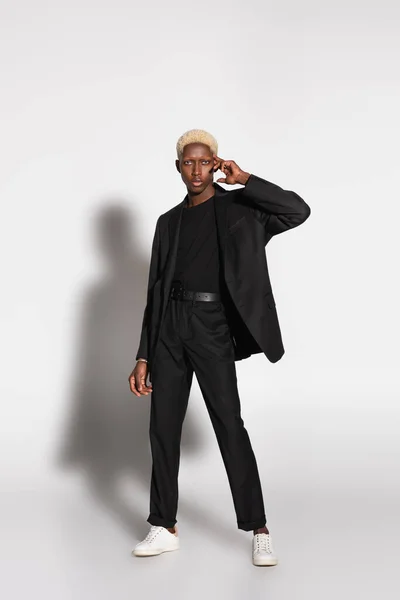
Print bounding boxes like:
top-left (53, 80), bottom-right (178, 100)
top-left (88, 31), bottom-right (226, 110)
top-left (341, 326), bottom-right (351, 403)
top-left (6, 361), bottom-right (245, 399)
top-left (147, 295), bottom-right (267, 531)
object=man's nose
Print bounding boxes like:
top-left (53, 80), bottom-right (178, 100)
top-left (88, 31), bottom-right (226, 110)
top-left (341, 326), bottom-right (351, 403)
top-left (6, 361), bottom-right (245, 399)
top-left (192, 162), bottom-right (200, 175)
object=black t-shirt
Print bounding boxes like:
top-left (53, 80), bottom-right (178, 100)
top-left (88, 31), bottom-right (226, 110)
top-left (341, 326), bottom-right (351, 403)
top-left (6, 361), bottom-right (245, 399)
top-left (172, 194), bottom-right (221, 292)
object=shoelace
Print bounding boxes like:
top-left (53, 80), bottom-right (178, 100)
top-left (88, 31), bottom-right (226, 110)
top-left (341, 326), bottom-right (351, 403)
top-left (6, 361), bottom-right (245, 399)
top-left (143, 525), bottom-right (163, 543)
top-left (254, 533), bottom-right (272, 553)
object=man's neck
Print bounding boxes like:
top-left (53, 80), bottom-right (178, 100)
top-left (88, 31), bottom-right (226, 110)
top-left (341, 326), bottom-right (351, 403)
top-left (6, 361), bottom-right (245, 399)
top-left (186, 182), bottom-right (215, 208)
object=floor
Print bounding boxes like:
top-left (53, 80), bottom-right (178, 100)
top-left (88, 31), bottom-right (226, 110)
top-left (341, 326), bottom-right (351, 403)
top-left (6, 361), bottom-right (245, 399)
top-left (2, 461), bottom-right (398, 600)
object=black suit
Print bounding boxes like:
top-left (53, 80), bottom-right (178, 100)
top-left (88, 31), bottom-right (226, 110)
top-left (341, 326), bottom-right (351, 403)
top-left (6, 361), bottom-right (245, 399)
top-left (137, 173), bottom-right (311, 531)
top-left (136, 173), bottom-right (311, 374)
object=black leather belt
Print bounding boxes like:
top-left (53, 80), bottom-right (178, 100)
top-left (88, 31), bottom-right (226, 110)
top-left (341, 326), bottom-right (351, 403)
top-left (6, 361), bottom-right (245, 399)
top-left (170, 282), bottom-right (221, 302)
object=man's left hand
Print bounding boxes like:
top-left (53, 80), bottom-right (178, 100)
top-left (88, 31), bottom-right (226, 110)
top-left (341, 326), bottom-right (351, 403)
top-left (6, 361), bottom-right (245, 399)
top-left (213, 154), bottom-right (251, 186)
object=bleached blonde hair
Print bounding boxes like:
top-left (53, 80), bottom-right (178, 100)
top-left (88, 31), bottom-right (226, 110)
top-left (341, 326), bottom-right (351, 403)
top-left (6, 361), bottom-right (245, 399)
top-left (176, 129), bottom-right (218, 160)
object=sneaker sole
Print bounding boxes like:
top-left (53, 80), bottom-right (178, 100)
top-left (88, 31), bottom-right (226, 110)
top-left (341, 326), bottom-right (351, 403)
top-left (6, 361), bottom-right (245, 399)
top-left (252, 557), bottom-right (278, 566)
top-left (132, 545), bottom-right (180, 557)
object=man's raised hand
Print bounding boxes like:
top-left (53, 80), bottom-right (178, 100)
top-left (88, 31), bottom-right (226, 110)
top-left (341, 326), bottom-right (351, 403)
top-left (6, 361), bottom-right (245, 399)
top-left (213, 154), bottom-right (250, 186)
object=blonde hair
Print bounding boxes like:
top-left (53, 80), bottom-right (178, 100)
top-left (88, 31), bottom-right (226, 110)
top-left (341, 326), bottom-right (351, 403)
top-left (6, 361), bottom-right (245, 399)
top-left (176, 128), bottom-right (218, 159)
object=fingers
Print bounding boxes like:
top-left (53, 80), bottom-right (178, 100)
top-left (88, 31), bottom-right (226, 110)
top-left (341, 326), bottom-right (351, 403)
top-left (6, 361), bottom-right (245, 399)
top-left (213, 154), bottom-right (232, 176)
top-left (128, 374), bottom-right (153, 397)
top-left (214, 154), bottom-right (227, 183)
top-left (128, 375), bottom-right (152, 396)
top-left (128, 361), bottom-right (153, 397)
top-left (213, 154), bottom-right (237, 184)
top-left (139, 378), bottom-right (153, 395)
top-left (213, 154), bottom-right (223, 172)
top-left (128, 374), bottom-right (140, 397)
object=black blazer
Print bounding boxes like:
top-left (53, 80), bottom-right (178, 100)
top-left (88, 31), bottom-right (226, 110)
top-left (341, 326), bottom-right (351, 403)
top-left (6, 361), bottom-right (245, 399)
top-left (136, 173), bottom-right (311, 375)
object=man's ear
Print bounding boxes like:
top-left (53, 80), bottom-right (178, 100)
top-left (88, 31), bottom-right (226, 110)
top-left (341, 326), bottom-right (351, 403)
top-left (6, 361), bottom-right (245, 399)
top-left (175, 159), bottom-right (181, 173)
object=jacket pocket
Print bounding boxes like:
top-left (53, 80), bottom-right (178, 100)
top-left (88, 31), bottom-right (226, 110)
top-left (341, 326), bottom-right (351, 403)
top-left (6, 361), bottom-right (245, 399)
top-left (228, 215), bottom-right (246, 233)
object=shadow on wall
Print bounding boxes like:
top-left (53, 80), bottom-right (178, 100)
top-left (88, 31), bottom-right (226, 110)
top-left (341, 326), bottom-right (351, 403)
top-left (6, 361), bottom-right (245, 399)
top-left (54, 201), bottom-right (203, 538)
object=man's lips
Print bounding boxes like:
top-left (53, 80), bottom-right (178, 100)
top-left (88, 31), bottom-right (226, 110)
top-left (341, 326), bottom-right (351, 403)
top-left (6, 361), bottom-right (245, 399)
top-left (191, 179), bottom-right (203, 185)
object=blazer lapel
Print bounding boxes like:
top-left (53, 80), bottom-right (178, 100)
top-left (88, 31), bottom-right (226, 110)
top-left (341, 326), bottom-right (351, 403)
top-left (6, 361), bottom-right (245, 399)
top-left (163, 197), bottom-right (186, 292)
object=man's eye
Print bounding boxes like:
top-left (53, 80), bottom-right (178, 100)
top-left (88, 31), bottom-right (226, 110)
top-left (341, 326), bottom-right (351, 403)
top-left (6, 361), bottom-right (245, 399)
top-left (183, 160), bottom-right (209, 165)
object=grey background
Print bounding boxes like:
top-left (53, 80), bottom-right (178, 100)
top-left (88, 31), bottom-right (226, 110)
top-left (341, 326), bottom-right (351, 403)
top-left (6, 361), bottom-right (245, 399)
top-left (0, 1), bottom-right (399, 598)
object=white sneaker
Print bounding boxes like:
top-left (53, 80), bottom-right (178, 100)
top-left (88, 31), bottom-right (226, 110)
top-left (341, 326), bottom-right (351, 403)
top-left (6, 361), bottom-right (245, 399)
top-left (132, 525), bottom-right (179, 557)
top-left (252, 533), bottom-right (278, 566)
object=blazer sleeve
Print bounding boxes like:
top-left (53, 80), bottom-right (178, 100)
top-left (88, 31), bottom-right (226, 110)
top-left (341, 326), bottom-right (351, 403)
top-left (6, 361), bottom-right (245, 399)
top-left (241, 173), bottom-right (311, 236)
top-left (135, 217), bottom-right (161, 361)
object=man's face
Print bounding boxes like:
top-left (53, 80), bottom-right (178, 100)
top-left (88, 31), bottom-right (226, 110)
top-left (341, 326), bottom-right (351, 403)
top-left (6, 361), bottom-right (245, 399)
top-left (176, 143), bottom-right (214, 193)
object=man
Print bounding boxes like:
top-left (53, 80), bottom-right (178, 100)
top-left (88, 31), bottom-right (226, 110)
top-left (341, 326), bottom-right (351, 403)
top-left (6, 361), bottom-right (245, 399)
top-left (128, 129), bottom-right (310, 566)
